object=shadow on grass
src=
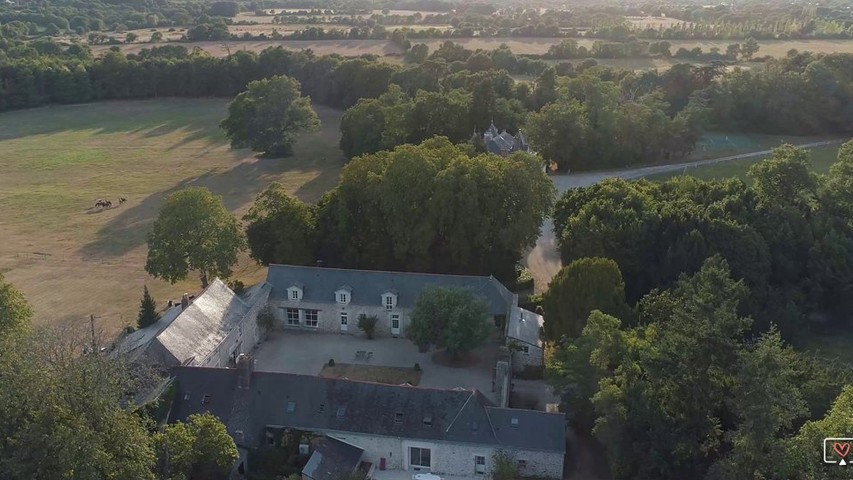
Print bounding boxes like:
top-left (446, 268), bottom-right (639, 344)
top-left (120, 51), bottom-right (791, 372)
top-left (78, 150), bottom-right (342, 260)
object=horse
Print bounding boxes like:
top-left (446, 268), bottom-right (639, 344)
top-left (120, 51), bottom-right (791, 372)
top-left (103, 200), bottom-right (112, 209)
top-left (94, 199), bottom-right (108, 209)
top-left (118, 197), bottom-right (127, 205)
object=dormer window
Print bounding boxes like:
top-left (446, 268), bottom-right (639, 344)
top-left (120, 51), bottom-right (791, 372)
top-left (382, 291), bottom-right (397, 310)
top-left (287, 283), bottom-right (304, 301)
top-left (335, 286), bottom-right (352, 304)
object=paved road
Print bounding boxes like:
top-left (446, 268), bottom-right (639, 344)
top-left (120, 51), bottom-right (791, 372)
top-left (523, 140), bottom-right (845, 293)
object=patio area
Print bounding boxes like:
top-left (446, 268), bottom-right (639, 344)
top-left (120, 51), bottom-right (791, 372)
top-left (253, 330), bottom-right (502, 405)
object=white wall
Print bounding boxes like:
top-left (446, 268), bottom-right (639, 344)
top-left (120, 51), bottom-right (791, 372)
top-left (200, 288), bottom-right (271, 368)
top-left (270, 299), bottom-right (411, 338)
top-left (321, 431), bottom-right (563, 479)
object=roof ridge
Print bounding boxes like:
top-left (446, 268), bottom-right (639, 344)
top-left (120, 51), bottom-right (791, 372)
top-left (267, 264), bottom-right (494, 281)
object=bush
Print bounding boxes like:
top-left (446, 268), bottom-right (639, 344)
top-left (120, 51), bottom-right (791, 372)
top-left (229, 279), bottom-right (245, 294)
top-left (357, 314), bottom-right (379, 339)
top-left (491, 450), bottom-right (518, 480)
top-left (414, 363), bottom-right (421, 372)
top-left (513, 264), bottom-right (534, 292)
top-left (328, 358), bottom-right (335, 367)
top-left (257, 305), bottom-right (276, 338)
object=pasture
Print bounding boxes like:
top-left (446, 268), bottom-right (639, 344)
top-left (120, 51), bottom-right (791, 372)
top-left (97, 36), bottom-right (853, 65)
top-left (647, 142), bottom-right (841, 182)
top-left (0, 99), bottom-right (345, 337)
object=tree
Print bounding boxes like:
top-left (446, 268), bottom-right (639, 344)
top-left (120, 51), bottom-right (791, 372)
top-left (146, 187), bottom-right (246, 288)
top-left (490, 450), bottom-right (518, 480)
top-left (541, 257), bottom-right (630, 340)
top-left (150, 31), bottom-right (163, 42)
top-left (0, 273), bottom-right (32, 337)
top-left (220, 75), bottom-right (319, 157)
top-left (0, 326), bottom-right (156, 479)
top-left (407, 286), bottom-right (491, 357)
top-left (155, 413), bottom-right (238, 479)
top-left (126, 32), bottom-right (138, 43)
top-left (357, 314), bottom-right (379, 339)
top-left (257, 305), bottom-right (276, 339)
top-left (137, 285), bottom-right (161, 329)
top-left (244, 183), bottom-right (317, 266)
top-left (741, 37), bottom-right (760, 60)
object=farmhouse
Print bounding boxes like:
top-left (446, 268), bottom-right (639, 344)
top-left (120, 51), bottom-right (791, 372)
top-left (119, 278), bottom-right (271, 368)
top-left (266, 264), bottom-right (544, 372)
top-left (168, 361), bottom-right (566, 478)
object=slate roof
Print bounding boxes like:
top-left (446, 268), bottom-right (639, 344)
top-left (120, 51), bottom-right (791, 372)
top-left (506, 306), bottom-right (544, 348)
top-left (302, 437), bottom-right (364, 480)
top-left (150, 279), bottom-right (259, 366)
top-left (266, 265), bottom-right (515, 316)
top-left (168, 367), bottom-right (565, 454)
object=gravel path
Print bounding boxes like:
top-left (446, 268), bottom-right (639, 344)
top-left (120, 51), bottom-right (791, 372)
top-left (523, 139), bottom-right (845, 293)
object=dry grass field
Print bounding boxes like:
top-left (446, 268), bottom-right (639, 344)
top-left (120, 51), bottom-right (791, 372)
top-left (95, 36), bottom-right (853, 63)
top-left (0, 99), bottom-right (345, 338)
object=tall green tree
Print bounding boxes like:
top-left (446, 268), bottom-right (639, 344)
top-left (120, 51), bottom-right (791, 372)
top-left (244, 182), bottom-right (317, 266)
top-left (220, 75), bottom-right (319, 157)
top-left (137, 285), bottom-right (161, 329)
top-left (407, 286), bottom-right (492, 357)
top-left (541, 257), bottom-right (630, 340)
top-left (155, 413), bottom-right (238, 480)
top-left (0, 273), bottom-right (32, 337)
top-left (146, 187), bottom-right (246, 288)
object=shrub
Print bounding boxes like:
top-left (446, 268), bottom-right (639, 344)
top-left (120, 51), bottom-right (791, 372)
top-left (414, 363), bottom-right (421, 372)
top-left (257, 305), bottom-right (276, 338)
top-left (229, 279), bottom-right (245, 294)
top-left (357, 314), bottom-right (379, 339)
top-left (491, 450), bottom-right (518, 480)
top-left (328, 358), bottom-right (335, 367)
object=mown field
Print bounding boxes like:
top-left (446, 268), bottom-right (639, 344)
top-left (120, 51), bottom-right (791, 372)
top-left (649, 143), bottom-right (841, 182)
top-left (97, 36), bottom-right (853, 69)
top-left (0, 99), bottom-right (345, 337)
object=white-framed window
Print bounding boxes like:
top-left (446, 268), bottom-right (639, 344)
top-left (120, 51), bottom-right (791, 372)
top-left (475, 455), bottom-right (486, 474)
top-left (286, 308), bottom-right (300, 326)
top-left (391, 314), bottom-right (400, 330)
top-left (340, 311), bottom-right (348, 325)
top-left (522, 345), bottom-right (530, 355)
top-left (305, 309), bottom-right (319, 327)
top-left (291, 290), bottom-right (299, 299)
top-left (410, 447), bottom-right (431, 469)
top-left (339, 293), bottom-right (348, 303)
top-left (385, 295), bottom-right (394, 310)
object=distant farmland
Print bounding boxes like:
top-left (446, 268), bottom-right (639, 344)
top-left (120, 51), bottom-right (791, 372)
top-left (97, 37), bottom-right (853, 62)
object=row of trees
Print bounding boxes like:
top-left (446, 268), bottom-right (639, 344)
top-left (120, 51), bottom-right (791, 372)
top-left (550, 141), bottom-right (853, 339)
top-left (0, 273), bottom-right (239, 479)
top-left (145, 138), bottom-right (555, 288)
top-left (546, 257), bottom-right (853, 479)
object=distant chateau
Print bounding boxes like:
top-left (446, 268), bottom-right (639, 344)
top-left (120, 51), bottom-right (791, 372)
top-left (481, 120), bottom-right (533, 156)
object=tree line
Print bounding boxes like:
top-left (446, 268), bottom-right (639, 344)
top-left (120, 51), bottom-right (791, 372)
top-left (144, 138), bottom-right (555, 288)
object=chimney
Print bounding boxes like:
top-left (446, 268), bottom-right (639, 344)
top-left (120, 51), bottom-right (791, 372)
top-left (237, 354), bottom-right (253, 389)
top-left (181, 293), bottom-right (190, 310)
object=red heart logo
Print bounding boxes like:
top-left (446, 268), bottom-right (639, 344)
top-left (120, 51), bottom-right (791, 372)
top-left (834, 442), bottom-right (850, 458)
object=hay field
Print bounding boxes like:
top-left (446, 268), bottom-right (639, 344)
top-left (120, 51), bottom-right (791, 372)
top-left (94, 36), bottom-right (853, 61)
top-left (0, 99), bottom-right (344, 338)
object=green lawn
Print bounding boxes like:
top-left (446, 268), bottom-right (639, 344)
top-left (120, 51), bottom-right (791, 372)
top-left (0, 99), bottom-right (345, 336)
top-left (648, 144), bottom-right (842, 182)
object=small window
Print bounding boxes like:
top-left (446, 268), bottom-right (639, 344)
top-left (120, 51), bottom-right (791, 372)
top-left (291, 290), bottom-right (299, 300)
top-left (385, 295), bottom-right (394, 310)
top-left (319, 403), bottom-right (325, 413)
top-left (340, 311), bottom-right (348, 325)
top-left (522, 345), bottom-right (530, 354)
top-left (337, 406), bottom-right (347, 419)
top-left (472, 421), bottom-right (479, 431)
top-left (183, 393), bottom-right (191, 401)
top-left (202, 394), bottom-right (211, 404)
top-left (510, 417), bottom-right (519, 428)
top-left (475, 455), bottom-right (486, 474)
top-left (423, 415), bottom-right (432, 426)
top-left (394, 411), bottom-right (404, 424)
top-left (339, 293), bottom-right (347, 303)
top-left (517, 459), bottom-right (527, 469)
top-left (287, 401), bottom-right (296, 413)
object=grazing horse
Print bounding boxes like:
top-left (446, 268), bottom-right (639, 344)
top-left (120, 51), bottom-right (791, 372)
top-left (94, 199), bottom-right (109, 209)
top-left (118, 197), bottom-right (127, 205)
top-left (103, 200), bottom-right (112, 209)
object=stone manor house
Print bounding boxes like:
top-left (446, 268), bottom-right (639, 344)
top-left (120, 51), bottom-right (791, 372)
top-left (121, 264), bottom-right (558, 479)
